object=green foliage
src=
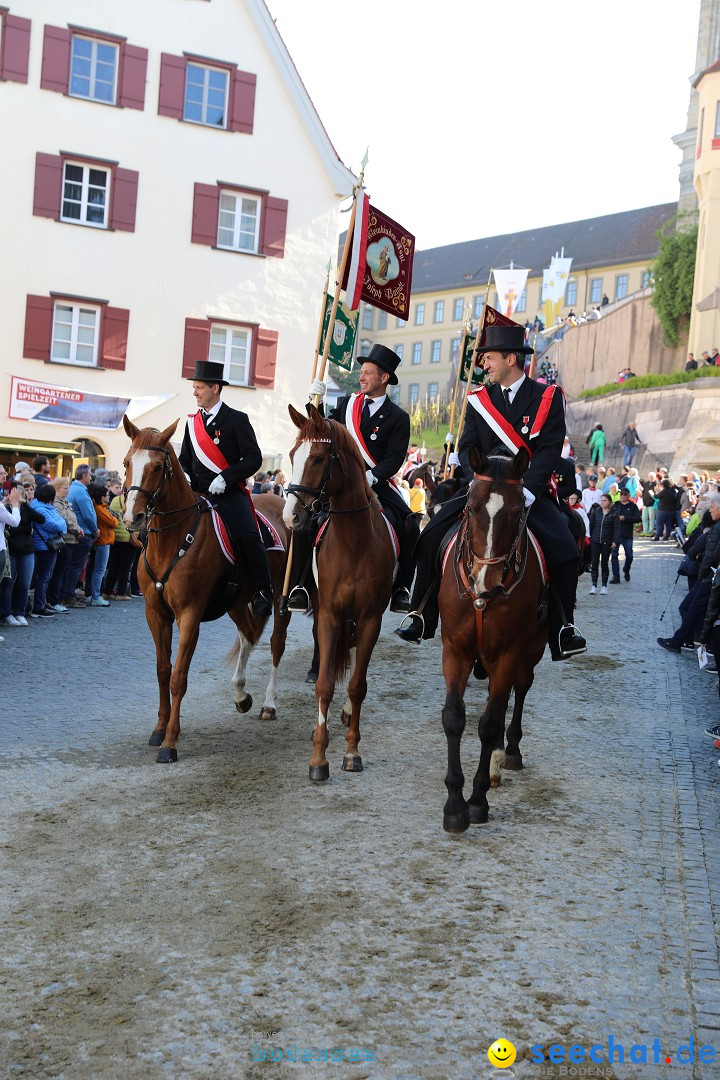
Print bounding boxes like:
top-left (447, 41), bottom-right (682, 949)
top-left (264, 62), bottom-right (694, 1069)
top-left (578, 367), bottom-right (720, 398)
top-left (328, 362), bottom-right (360, 395)
top-left (650, 218), bottom-right (697, 346)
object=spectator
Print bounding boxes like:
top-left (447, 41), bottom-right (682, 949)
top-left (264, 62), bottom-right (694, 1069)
top-left (409, 478), bottom-right (426, 516)
top-left (252, 472), bottom-right (268, 494)
top-left (657, 494), bottom-right (720, 653)
top-left (12, 461), bottom-right (31, 481)
top-left (601, 467), bottom-right (617, 495)
top-left (607, 482), bottom-right (621, 503)
top-left (625, 467), bottom-right (640, 501)
top-left (601, 293), bottom-right (609, 307)
top-left (619, 422), bottom-right (642, 467)
top-left (701, 351), bottom-right (713, 367)
top-left (711, 347), bottom-right (719, 366)
top-left (686, 353), bottom-right (698, 372)
top-left (271, 470), bottom-right (286, 498)
top-left (567, 491), bottom-right (590, 537)
top-left (104, 484), bottom-right (134, 601)
top-left (0, 474), bottom-right (43, 627)
top-left (29, 483), bottom-right (67, 618)
top-left (588, 494), bottom-right (615, 594)
top-left (640, 471), bottom-right (657, 536)
top-left (87, 483), bottom-right (116, 606)
top-left (32, 455), bottom-right (52, 487)
top-left (0, 482), bottom-right (22, 590)
top-left (588, 424), bottom-right (606, 466)
top-left (610, 489), bottom-right (641, 583)
top-left (652, 479), bottom-right (676, 540)
top-left (581, 474), bottom-right (602, 515)
top-left (575, 463), bottom-right (588, 492)
top-left (47, 475), bottom-right (83, 611)
top-left (64, 464), bottom-right (97, 607)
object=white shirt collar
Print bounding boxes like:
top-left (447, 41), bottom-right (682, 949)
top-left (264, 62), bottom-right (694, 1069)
top-left (202, 401), bottom-right (222, 420)
top-left (502, 373), bottom-right (526, 405)
top-left (364, 394), bottom-right (386, 415)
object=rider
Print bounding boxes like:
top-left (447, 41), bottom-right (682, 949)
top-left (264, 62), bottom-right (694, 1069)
top-left (287, 344), bottom-right (418, 614)
top-left (179, 360), bottom-right (273, 617)
top-left (395, 323), bottom-right (587, 662)
top-left (402, 442), bottom-right (423, 480)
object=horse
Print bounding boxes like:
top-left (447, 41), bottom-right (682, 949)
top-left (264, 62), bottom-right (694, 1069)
top-left (437, 446), bottom-right (548, 832)
top-left (122, 416), bottom-right (290, 762)
top-left (284, 404), bottom-right (397, 781)
top-left (427, 476), bottom-right (462, 518)
top-left (405, 460), bottom-right (437, 497)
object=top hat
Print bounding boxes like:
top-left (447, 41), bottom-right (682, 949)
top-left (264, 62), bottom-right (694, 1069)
top-left (362, 343), bottom-right (402, 385)
top-left (188, 360), bottom-right (228, 387)
top-left (475, 324), bottom-right (534, 356)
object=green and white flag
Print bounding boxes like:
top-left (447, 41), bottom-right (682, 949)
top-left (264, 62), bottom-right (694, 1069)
top-left (459, 331), bottom-right (485, 385)
top-left (321, 293), bottom-right (358, 372)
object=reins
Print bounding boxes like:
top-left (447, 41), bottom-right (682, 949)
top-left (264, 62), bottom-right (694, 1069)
top-left (287, 422), bottom-right (371, 517)
top-left (456, 473), bottom-right (531, 609)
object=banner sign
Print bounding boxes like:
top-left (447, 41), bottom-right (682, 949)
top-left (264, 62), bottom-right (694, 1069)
top-left (460, 332), bottom-right (484, 385)
top-left (342, 194), bottom-right (415, 320)
top-left (320, 293), bottom-right (358, 372)
top-left (9, 376), bottom-right (130, 430)
top-left (493, 267), bottom-right (530, 316)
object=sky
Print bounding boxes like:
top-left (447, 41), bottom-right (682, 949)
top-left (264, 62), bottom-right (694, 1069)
top-left (266, 0), bottom-right (702, 253)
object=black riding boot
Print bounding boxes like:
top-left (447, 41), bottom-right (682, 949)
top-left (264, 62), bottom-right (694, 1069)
top-left (238, 533), bottom-right (273, 617)
top-left (549, 558), bottom-right (586, 660)
top-left (286, 529), bottom-right (314, 612)
top-left (390, 513), bottom-right (421, 613)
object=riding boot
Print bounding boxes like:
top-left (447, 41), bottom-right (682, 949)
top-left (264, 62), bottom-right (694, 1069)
top-left (549, 558), bottom-right (586, 660)
top-left (390, 514), bottom-right (420, 613)
top-left (238, 533), bottom-right (273, 617)
top-left (287, 529), bottom-right (314, 613)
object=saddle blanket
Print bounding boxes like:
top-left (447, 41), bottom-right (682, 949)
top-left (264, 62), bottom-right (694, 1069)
top-left (202, 497), bottom-right (284, 565)
top-left (442, 526), bottom-right (548, 586)
top-left (314, 510), bottom-right (400, 560)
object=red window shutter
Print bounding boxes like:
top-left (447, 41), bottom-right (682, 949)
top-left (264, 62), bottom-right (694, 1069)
top-left (158, 53), bottom-right (186, 119)
top-left (23, 296), bottom-right (54, 361)
top-left (40, 25), bottom-right (71, 93)
top-left (100, 307), bottom-right (130, 370)
top-left (111, 168), bottom-right (139, 232)
top-left (229, 69), bottom-right (256, 134)
top-left (118, 44), bottom-right (148, 110)
top-left (0, 14), bottom-right (32, 83)
top-left (33, 153), bottom-right (63, 220)
top-left (253, 329), bottom-right (279, 389)
top-left (183, 318), bottom-right (211, 378)
top-left (191, 183), bottom-right (219, 246)
top-left (261, 197), bottom-right (288, 258)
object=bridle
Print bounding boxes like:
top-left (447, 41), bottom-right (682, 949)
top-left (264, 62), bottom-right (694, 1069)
top-left (286, 424), bottom-right (370, 516)
top-left (124, 444), bottom-right (198, 526)
top-left (457, 473), bottom-right (530, 608)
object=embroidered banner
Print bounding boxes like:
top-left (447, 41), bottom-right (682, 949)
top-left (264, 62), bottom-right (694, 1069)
top-left (320, 293), bottom-right (358, 372)
top-left (342, 198), bottom-right (415, 320)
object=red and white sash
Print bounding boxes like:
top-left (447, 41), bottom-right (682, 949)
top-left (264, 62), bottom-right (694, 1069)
top-left (188, 411), bottom-right (228, 475)
top-left (345, 393), bottom-right (400, 489)
top-left (467, 384), bottom-right (561, 458)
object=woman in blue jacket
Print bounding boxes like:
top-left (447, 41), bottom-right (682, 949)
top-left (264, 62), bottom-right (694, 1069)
top-left (30, 484), bottom-right (67, 617)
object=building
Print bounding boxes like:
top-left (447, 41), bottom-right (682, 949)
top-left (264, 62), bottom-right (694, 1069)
top-left (689, 55), bottom-right (720, 357)
top-left (0, 0), bottom-right (354, 476)
top-left (672, 0), bottom-right (720, 222)
top-left (358, 203), bottom-right (676, 409)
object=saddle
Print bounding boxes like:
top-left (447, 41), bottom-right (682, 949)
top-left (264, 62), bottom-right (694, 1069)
top-left (201, 498), bottom-right (282, 623)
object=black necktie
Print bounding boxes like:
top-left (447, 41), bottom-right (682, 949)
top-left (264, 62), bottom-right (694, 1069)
top-left (503, 388), bottom-right (512, 415)
top-left (362, 397), bottom-right (371, 424)
top-left (203, 410), bottom-right (213, 428)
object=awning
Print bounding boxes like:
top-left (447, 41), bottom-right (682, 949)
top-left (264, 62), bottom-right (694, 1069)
top-left (0, 436), bottom-right (80, 456)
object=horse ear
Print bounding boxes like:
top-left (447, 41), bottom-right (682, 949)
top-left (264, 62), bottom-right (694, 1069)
top-left (123, 414), bottom-right (140, 440)
top-left (159, 419), bottom-right (179, 444)
top-left (468, 446), bottom-right (486, 474)
top-left (513, 447), bottom-right (530, 477)
top-left (288, 404), bottom-right (306, 429)
top-left (307, 404), bottom-right (324, 428)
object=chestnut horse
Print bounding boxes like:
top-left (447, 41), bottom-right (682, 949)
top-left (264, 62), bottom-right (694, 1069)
top-left (122, 417), bottom-right (290, 762)
top-left (284, 405), bottom-right (396, 781)
top-left (438, 447), bottom-right (548, 832)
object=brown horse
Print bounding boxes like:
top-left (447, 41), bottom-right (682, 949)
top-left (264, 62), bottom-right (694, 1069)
top-left (122, 417), bottom-right (290, 762)
top-left (438, 447), bottom-right (548, 832)
top-left (284, 405), bottom-right (397, 781)
top-left (405, 460), bottom-right (437, 497)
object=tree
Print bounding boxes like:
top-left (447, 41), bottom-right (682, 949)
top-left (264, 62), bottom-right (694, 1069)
top-left (650, 218), bottom-right (697, 346)
top-left (328, 362), bottom-right (360, 395)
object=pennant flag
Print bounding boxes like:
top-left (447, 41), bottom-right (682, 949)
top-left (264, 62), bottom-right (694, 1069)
top-left (320, 293), bottom-right (358, 372)
top-left (342, 194), bottom-right (415, 320)
top-left (493, 266), bottom-right (530, 316)
top-left (460, 306), bottom-right (518, 383)
top-left (549, 255), bottom-right (573, 302)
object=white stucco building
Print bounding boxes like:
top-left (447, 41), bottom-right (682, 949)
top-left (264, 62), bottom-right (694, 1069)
top-left (0, 0), bottom-right (354, 475)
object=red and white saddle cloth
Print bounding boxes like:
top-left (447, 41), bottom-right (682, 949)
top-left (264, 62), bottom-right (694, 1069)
top-left (345, 393), bottom-right (401, 490)
top-left (314, 511), bottom-right (400, 561)
top-left (442, 525), bottom-right (548, 586)
top-left (200, 496), bottom-right (284, 566)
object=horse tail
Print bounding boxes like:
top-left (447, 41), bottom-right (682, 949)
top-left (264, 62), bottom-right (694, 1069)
top-left (330, 618), bottom-right (353, 684)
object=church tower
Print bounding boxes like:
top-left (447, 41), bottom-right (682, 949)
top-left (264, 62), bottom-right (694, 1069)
top-left (672, 0), bottom-right (720, 223)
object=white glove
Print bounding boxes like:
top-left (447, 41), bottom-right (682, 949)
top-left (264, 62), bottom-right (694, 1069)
top-left (208, 475), bottom-right (226, 495)
top-left (448, 452), bottom-right (460, 467)
top-left (522, 487), bottom-right (535, 508)
top-left (183, 472), bottom-right (191, 485)
top-left (309, 379), bottom-right (327, 398)
top-left (445, 432), bottom-right (453, 445)
top-left (365, 469), bottom-right (377, 487)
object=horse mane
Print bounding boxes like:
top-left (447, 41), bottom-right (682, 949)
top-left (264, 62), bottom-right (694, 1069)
top-left (296, 416), bottom-right (374, 500)
top-left (474, 455), bottom-right (522, 482)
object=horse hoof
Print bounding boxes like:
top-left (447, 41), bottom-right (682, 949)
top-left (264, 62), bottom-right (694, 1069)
top-left (503, 754), bottom-right (523, 770)
top-left (443, 809), bottom-right (470, 833)
top-left (489, 774), bottom-right (501, 789)
top-left (468, 802), bottom-right (489, 824)
top-left (235, 694), bottom-right (253, 714)
top-left (341, 754), bottom-right (363, 772)
top-left (309, 763), bottom-right (329, 782)
top-left (259, 707), bottom-right (277, 722)
top-left (148, 732), bottom-right (164, 747)
top-left (340, 710), bottom-right (351, 728)
top-left (156, 747), bottom-right (178, 764)
top-left (305, 670), bottom-right (318, 685)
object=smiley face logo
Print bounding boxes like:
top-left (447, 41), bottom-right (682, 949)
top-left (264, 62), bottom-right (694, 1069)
top-left (488, 1038), bottom-right (517, 1068)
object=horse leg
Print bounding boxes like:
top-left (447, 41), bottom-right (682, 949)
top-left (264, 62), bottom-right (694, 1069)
top-left (340, 646), bottom-right (357, 728)
top-left (309, 613), bottom-right (338, 782)
top-left (441, 645), bottom-right (474, 833)
top-left (468, 673), bottom-right (512, 823)
top-left (230, 627), bottom-right (255, 714)
top-left (504, 666), bottom-right (534, 770)
top-left (156, 616), bottom-right (200, 763)
top-left (147, 611), bottom-right (173, 748)
top-left (342, 619), bottom-right (381, 772)
top-left (260, 601), bottom-right (290, 722)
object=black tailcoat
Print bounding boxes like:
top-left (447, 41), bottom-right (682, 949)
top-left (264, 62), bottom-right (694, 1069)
top-left (179, 402), bottom-right (263, 493)
top-left (330, 394), bottom-right (411, 520)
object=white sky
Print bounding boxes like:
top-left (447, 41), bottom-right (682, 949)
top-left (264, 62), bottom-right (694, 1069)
top-left (266, 0), bottom-right (702, 252)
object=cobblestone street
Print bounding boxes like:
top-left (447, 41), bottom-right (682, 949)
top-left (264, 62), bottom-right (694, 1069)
top-left (1, 539), bottom-right (719, 1079)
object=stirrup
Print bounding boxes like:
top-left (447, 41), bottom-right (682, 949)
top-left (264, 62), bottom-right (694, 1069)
top-left (287, 586), bottom-right (310, 613)
top-left (556, 622), bottom-right (587, 658)
top-left (394, 611), bottom-right (424, 642)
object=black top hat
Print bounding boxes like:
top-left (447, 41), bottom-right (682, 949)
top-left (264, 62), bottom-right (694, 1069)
top-left (476, 324), bottom-right (534, 356)
top-left (188, 360), bottom-right (228, 387)
top-left (362, 343), bottom-right (402, 385)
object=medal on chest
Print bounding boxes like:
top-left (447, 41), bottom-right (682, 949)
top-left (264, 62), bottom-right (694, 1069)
top-left (213, 429), bottom-right (221, 445)
top-left (370, 426), bottom-right (379, 441)
top-left (521, 416), bottom-right (530, 435)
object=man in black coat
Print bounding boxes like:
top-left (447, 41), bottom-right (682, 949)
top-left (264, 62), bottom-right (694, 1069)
top-left (179, 360), bottom-right (273, 616)
top-left (610, 488), bottom-right (641, 582)
top-left (396, 324), bottom-right (586, 661)
top-left (287, 344), bottom-right (417, 614)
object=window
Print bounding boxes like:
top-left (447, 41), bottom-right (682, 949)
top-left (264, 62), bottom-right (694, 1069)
top-left (642, 270), bottom-right (652, 288)
top-left (566, 279), bottom-right (577, 307)
top-left (427, 382), bottom-right (439, 400)
top-left (70, 36), bottom-right (118, 104)
top-left (516, 287), bottom-right (527, 313)
top-left (389, 385), bottom-right (400, 404)
top-left (451, 338), bottom-right (462, 363)
top-left (430, 340), bottom-right (441, 363)
top-left (396, 317), bottom-right (405, 328)
top-left (362, 306), bottom-right (374, 330)
top-left (408, 383), bottom-right (419, 405)
top-left (433, 300), bottom-right (444, 323)
top-left (394, 344), bottom-right (404, 360)
top-left (377, 311), bottom-right (387, 330)
top-left (158, 54), bottom-right (255, 132)
top-left (453, 298), bottom-right (464, 321)
top-left (473, 294), bottom-right (483, 318)
top-left (615, 274), bottom-right (629, 300)
top-left (359, 339), bottom-right (372, 357)
top-left (192, 183), bottom-right (288, 258)
top-left (184, 62), bottom-right (229, 127)
top-left (415, 303), bottom-right (425, 326)
top-left (216, 190), bottom-right (261, 253)
top-left (51, 302), bottom-right (100, 367)
top-left (210, 324), bottom-right (250, 385)
top-left (412, 343), bottom-right (422, 365)
top-left (590, 278), bottom-right (603, 304)
top-left (698, 108), bottom-right (704, 157)
top-left (61, 162), bottom-right (110, 228)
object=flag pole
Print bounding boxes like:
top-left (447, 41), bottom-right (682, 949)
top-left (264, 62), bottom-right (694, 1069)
top-left (528, 329), bottom-right (538, 379)
top-left (443, 322), bottom-right (468, 479)
top-left (311, 260), bottom-right (332, 383)
top-left (450, 270), bottom-right (493, 478)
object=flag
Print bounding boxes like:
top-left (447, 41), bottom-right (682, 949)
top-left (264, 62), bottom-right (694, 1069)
top-left (493, 266), bottom-right (530, 316)
top-left (320, 293), bottom-right (358, 372)
top-left (461, 306), bottom-right (518, 383)
top-left (342, 193), bottom-right (415, 320)
top-left (549, 255), bottom-right (573, 302)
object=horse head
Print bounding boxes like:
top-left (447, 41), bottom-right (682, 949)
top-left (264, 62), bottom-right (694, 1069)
top-left (122, 415), bottom-right (181, 531)
top-left (284, 404), bottom-right (369, 529)
top-left (464, 448), bottom-right (529, 600)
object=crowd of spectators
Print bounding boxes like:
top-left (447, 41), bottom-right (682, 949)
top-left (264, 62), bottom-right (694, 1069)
top-left (685, 349), bottom-right (719, 371)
